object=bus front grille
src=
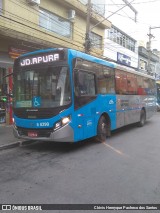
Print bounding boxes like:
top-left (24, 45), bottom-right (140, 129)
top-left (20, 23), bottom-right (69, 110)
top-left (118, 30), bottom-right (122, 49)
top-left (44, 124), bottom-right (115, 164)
top-left (17, 127), bottom-right (53, 138)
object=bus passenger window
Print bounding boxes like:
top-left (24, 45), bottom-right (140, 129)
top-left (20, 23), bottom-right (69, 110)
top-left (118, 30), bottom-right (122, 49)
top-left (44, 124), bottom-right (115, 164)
top-left (115, 70), bottom-right (127, 94)
top-left (127, 73), bottom-right (137, 94)
top-left (74, 71), bottom-right (97, 109)
top-left (78, 72), bottom-right (87, 95)
top-left (76, 71), bottom-right (96, 96)
top-left (137, 76), bottom-right (145, 95)
top-left (97, 66), bottom-right (115, 94)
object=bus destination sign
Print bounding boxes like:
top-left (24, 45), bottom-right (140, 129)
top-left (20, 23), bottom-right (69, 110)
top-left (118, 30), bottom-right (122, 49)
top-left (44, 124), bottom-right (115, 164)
top-left (20, 53), bottom-right (60, 67)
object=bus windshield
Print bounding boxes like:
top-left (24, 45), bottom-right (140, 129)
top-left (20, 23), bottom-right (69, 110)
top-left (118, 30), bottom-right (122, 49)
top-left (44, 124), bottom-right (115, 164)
top-left (13, 66), bottom-right (71, 108)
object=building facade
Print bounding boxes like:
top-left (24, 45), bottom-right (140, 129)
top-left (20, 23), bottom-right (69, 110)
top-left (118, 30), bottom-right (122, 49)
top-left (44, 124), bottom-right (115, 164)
top-left (104, 25), bottom-right (138, 69)
top-left (0, 0), bottom-right (111, 123)
top-left (138, 46), bottom-right (160, 76)
top-left (79, 0), bottom-right (106, 16)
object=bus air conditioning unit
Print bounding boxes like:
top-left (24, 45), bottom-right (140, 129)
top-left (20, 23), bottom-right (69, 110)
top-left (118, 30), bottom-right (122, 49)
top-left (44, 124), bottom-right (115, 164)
top-left (26, 0), bottom-right (40, 6)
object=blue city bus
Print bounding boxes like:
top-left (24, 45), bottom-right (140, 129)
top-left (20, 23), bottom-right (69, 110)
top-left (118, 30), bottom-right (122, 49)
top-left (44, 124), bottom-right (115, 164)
top-left (12, 48), bottom-right (156, 142)
top-left (156, 81), bottom-right (160, 111)
top-left (156, 82), bottom-right (160, 103)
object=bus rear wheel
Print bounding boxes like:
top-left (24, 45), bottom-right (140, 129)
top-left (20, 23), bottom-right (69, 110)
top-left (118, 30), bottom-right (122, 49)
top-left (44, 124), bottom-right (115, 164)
top-left (96, 116), bottom-right (109, 142)
top-left (138, 109), bottom-right (146, 127)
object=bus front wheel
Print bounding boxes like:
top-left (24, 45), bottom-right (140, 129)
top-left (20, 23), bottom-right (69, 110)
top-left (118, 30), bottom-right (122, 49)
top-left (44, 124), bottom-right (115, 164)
top-left (138, 109), bottom-right (146, 127)
top-left (96, 116), bottom-right (108, 142)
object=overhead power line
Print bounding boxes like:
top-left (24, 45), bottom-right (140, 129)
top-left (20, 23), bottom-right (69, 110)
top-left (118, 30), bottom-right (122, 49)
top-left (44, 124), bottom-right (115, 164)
top-left (122, 0), bottom-right (137, 22)
top-left (84, 0), bottom-right (137, 53)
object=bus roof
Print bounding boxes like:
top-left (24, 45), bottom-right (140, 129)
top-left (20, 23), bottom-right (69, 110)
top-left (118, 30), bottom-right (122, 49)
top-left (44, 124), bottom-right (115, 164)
top-left (68, 49), bottom-right (116, 68)
top-left (19, 48), bottom-right (155, 80)
top-left (20, 48), bottom-right (61, 57)
top-left (20, 48), bottom-right (116, 69)
top-left (114, 63), bottom-right (155, 80)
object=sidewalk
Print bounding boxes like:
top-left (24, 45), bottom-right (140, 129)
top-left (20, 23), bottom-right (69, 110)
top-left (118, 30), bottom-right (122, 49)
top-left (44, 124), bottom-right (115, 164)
top-left (0, 123), bottom-right (22, 150)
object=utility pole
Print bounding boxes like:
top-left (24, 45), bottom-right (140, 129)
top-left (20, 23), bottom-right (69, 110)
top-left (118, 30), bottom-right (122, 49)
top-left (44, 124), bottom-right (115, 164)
top-left (147, 26), bottom-right (160, 75)
top-left (84, 0), bottom-right (92, 53)
top-left (84, 0), bottom-right (137, 53)
top-left (122, 0), bottom-right (137, 22)
top-left (90, 0), bottom-right (135, 32)
top-left (147, 27), bottom-right (154, 74)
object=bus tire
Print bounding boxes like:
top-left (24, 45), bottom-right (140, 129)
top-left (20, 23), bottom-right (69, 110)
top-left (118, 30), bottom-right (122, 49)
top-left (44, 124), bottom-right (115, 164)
top-left (96, 116), bottom-right (108, 142)
top-left (138, 109), bottom-right (146, 127)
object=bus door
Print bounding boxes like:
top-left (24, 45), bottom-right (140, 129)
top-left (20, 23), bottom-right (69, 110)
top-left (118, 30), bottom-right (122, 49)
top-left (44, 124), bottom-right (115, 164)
top-left (74, 112), bottom-right (84, 141)
top-left (74, 70), bottom-right (97, 140)
top-left (83, 104), bottom-right (97, 139)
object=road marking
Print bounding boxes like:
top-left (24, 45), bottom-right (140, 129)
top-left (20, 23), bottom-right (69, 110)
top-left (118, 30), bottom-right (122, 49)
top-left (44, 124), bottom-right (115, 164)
top-left (102, 142), bottom-right (129, 158)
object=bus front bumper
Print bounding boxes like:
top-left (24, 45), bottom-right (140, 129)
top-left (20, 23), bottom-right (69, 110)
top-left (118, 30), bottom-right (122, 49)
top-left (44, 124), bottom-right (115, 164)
top-left (13, 124), bottom-right (74, 142)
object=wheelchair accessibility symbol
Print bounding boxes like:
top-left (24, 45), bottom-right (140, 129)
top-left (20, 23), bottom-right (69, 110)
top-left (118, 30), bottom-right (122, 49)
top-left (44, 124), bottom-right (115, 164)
top-left (33, 96), bottom-right (41, 107)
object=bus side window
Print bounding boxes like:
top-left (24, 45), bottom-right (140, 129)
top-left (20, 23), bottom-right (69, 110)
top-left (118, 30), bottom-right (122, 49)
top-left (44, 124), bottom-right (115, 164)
top-left (127, 73), bottom-right (137, 95)
top-left (97, 66), bottom-right (115, 94)
top-left (74, 70), bottom-right (97, 109)
top-left (115, 70), bottom-right (127, 94)
top-left (78, 72), bottom-right (87, 95)
top-left (76, 71), bottom-right (96, 96)
top-left (137, 76), bottom-right (146, 95)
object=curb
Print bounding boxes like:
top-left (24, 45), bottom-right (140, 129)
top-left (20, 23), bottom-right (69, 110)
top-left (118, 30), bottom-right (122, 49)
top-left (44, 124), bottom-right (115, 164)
top-left (0, 140), bottom-right (35, 151)
top-left (0, 141), bottom-right (20, 150)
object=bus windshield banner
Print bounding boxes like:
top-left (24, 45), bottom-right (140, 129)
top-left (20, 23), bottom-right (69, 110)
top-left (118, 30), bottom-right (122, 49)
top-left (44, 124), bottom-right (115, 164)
top-left (20, 53), bottom-right (61, 67)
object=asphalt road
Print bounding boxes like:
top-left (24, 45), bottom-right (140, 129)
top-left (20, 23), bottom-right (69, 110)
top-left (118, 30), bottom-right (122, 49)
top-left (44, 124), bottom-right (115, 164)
top-left (0, 113), bottom-right (160, 212)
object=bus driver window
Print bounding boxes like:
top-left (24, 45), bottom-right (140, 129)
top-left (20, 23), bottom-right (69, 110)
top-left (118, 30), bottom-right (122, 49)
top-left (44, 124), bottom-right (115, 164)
top-left (78, 72), bottom-right (87, 95)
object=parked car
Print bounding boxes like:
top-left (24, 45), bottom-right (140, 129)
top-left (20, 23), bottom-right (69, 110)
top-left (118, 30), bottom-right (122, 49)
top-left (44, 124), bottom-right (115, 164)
top-left (156, 102), bottom-right (160, 111)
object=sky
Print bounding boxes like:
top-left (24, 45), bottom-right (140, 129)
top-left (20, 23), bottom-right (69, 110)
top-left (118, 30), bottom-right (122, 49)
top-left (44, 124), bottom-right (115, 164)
top-left (105, 0), bottom-right (160, 50)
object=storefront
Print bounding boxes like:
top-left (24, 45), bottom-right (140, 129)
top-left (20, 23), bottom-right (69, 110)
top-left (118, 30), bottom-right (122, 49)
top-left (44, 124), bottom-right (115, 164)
top-left (0, 52), bottom-right (14, 124)
top-left (0, 37), bottom-right (40, 124)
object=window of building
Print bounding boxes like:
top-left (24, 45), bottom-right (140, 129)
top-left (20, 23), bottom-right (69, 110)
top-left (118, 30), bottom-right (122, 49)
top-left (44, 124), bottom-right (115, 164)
top-left (79, 0), bottom-right (105, 16)
top-left (122, 35), bottom-right (126, 48)
top-left (39, 9), bottom-right (72, 38)
top-left (113, 28), bottom-right (117, 43)
top-left (108, 26), bottom-right (136, 52)
top-left (129, 40), bottom-right (135, 52)
top-left (139, 59), bottom-right (147, 70)
top-left (150, 64), bottom-right (155, 73)
top-left (0, 0), bottom-right (2, 15)
top-left (90, 32), bottom-right (102, 49)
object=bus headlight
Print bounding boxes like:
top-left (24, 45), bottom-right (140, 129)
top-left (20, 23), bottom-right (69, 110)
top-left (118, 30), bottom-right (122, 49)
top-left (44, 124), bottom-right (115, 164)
top-left (62, 117), bottom-right (70, 125)
top-left (54, 116), bottom-right (71, 131)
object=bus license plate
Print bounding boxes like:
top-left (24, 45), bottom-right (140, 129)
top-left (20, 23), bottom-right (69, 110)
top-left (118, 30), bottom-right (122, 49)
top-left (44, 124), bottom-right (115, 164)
top-left (28, 131), bottom-right (38, 137)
